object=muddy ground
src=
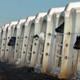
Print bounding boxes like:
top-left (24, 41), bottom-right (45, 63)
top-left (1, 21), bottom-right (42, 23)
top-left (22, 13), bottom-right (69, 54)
top-left (0, 62), bottom-right (59, 80)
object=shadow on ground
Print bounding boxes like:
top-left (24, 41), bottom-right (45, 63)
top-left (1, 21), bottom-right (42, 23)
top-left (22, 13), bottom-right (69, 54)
top-left (0, 62), bottom-right (59, 80)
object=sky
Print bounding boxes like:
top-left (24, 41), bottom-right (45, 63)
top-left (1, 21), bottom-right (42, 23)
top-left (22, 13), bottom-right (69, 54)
top-left (0, 0), bottom-right (79, 26)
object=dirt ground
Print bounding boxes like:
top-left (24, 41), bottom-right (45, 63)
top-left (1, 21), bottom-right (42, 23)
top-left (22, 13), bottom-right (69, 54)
top-left (0, 62), bottom-right (59, 80)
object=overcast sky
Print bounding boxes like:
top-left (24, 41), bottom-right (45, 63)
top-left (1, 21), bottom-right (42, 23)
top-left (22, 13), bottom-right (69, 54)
top-left (0, 0), bottom-right (78, 26)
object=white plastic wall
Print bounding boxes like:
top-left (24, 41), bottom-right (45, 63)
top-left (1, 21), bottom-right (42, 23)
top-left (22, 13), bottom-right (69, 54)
top-left (28, 12), bottom-right (47, 68)
top-left (5, 21), bottom-right (18, 62)
top-left (58, 8), bottom-right (80, 79)
top-left (41, 7), bottom-right (64, 74)
top-left (0, 26), bottom-right (4, 59)
top-left (9, 19), bottom-right (26, 64)
top-left (15, 16), bottom-right (35, 67)
top-left (0, 24), bottom-right (9, 61)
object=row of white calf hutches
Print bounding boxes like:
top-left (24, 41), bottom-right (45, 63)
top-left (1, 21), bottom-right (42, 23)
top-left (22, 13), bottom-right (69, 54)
top-left (0, 1), bottom-right (80, 80)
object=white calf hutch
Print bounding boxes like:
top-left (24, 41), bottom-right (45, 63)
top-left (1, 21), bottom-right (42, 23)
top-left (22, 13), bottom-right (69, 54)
top-left (0, 24), bottom-right (9, 61)
top-left (0, 26), bottom-right (4, 59)
top-left (4, 21), bottom-right (18, 62)
top-left (29, 12), bottom-right (47, 68)
top-left (12, 19), bottom-right (26, 63)
top-left (25, 16), bottom-right (35, 67)
top-left (41, 7), bottom-right (65, 74)
top-left (16, 16), bottom-right (35, 66)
